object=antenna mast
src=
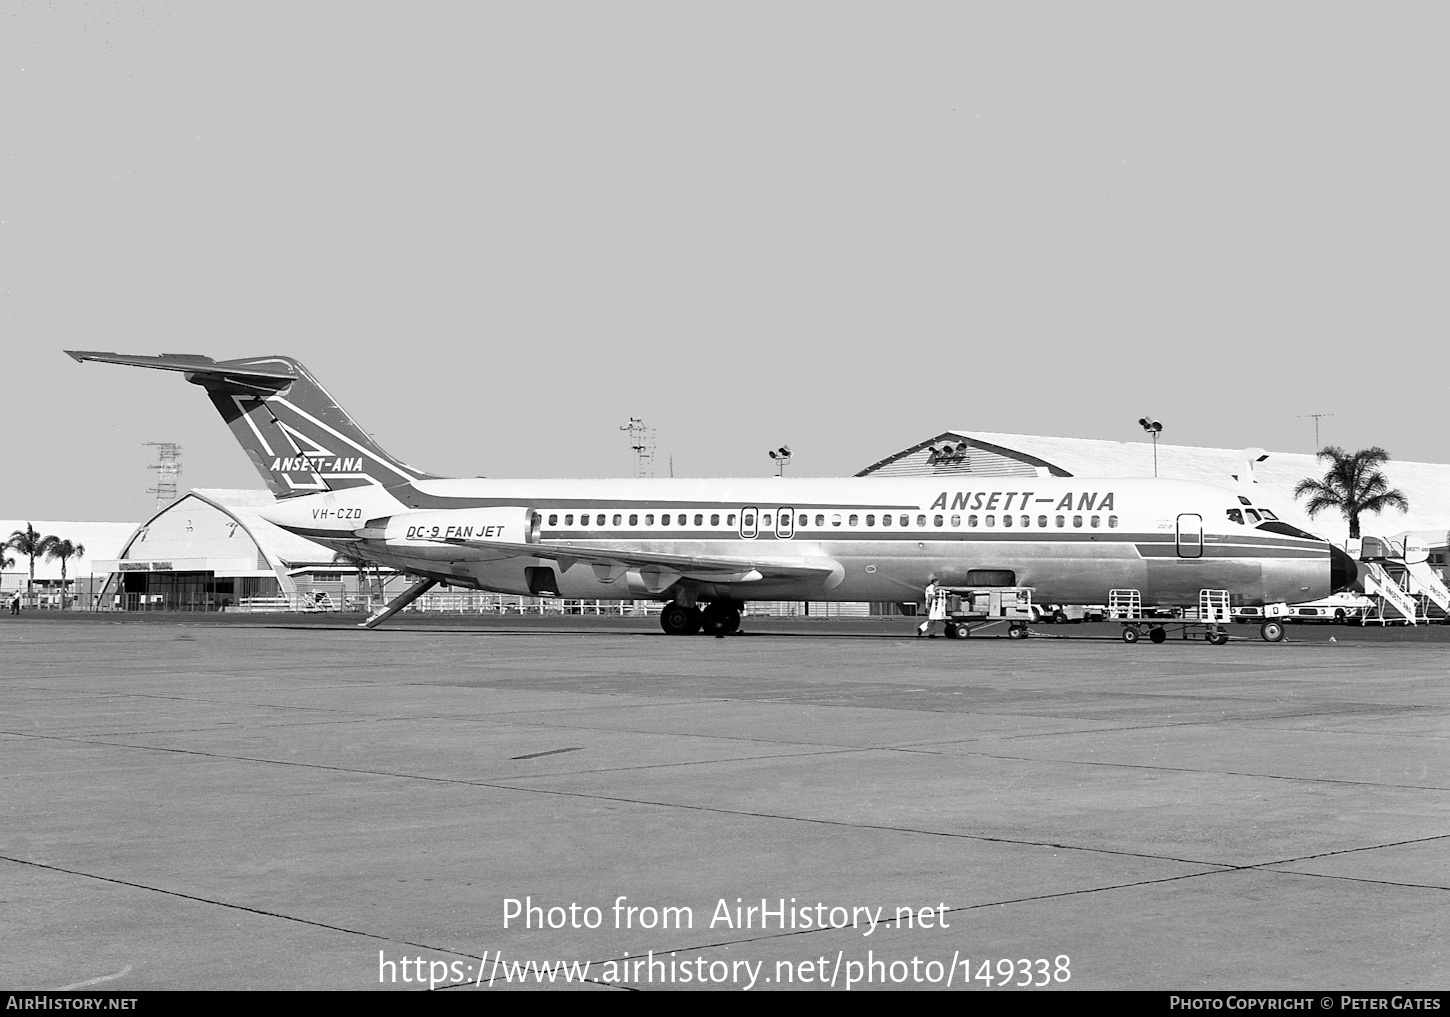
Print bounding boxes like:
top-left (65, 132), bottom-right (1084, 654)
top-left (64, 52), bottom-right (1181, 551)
top-left (145, 442), bottom-right (182, 507)
top-left (1297, 413), bottom-right (1334, 450)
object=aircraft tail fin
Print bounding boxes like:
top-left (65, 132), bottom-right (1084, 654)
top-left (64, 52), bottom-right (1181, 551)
top-left (67, 351), bottom-right (437, 498)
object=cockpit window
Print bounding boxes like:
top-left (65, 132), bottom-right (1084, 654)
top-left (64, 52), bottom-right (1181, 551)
top-left (1226, 509), bottom-right (1244, 525)
top-left (1258, 508), bottom-right (1278, 520)
top-left (1237, 496), bottom-right (1252, 506)
top-left (1245, 509), bottom-right (1262, 523)
top-left (1257, 519), bottom-right (1320, 541)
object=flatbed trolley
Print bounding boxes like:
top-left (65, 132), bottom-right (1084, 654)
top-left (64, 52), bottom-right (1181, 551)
top-left (939, 586), bottom-right (1036, 640)
top-left (1108, 589), bottom-right (1283, 644)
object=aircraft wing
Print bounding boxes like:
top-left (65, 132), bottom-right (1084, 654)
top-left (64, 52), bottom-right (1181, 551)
top-left (425, 535), bottom-right (839, 587)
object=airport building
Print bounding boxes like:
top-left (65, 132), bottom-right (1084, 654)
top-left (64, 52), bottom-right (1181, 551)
top-left (90, 489), bottom-right (362, 612)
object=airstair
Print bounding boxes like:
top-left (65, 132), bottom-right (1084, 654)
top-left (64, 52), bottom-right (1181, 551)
top-left (1359, 561), bottom-right (1419, 625)
top-left (1407, 562), bottom-right (1450, 619)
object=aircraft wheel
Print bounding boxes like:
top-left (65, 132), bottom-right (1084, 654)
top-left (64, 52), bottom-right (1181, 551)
top-left (722, 606), bottom-right (741, 634)
top-left (1121, 626), bottom-right (1139, 644)
top-left (700, 603), bottom-right (732, 636)
top-left (660, 602), bottom-right (702, 636)
top-left (1149, 627), bottom-right (1167, 644)
top-left (1260, 620), bottom-right (1285, 642)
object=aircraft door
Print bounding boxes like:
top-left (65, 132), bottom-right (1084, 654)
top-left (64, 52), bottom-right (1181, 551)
top-left (1176, 514), bottom-right (1204, 558)
top-left (740, 506), bottom-right (758, 539)
top-left (776, 507), bottom-right (795, 539)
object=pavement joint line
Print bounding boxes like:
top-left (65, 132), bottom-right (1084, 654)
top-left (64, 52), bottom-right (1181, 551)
top-left (1251, 868), bottom-right (1450, 892)
top-left (874, 744), bottom-right (1450, 792)
top-left (1, 729), bottom-right (1258, 871)
top-left (0, 854), bottom-right (486, 962)
top-left (1246, 831), bottom-right (1450, 868)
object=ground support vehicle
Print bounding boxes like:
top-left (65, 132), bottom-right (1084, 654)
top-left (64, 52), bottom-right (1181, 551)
top-left (1108, 589), bottom-right (1272, 644)
top-left (940, 587), bottom-right (1037, 639)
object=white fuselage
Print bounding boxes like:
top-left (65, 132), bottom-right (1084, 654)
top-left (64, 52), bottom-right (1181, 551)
top-left (261, 475), bottom-right (1335, 608)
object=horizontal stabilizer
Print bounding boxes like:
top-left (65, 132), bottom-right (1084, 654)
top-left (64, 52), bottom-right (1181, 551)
top-left (66, 350), bottom-right (299, 386)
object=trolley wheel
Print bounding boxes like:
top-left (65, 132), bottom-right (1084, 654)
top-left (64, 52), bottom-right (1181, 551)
top-left (1121, 626), bottom-right (1140, 644)
top-left (954, 623), bottom-right (971, 639)
top-left (943, 622), bottom-right (959, 640)
top-left (1149, 626), bottom-right (1167, 644)
top-left (1260, 620), bottom-right (1285, 642)
top-left (1007, 625), bottom-right (1026, 639)
top-left (1208, 629), bottom-right (1229, 646)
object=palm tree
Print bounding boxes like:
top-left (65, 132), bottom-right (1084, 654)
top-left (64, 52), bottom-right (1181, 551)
top-left (40, 537), bottom-right (85, 610)
top-left (7, 524), bottom-right (51, 605)
top-left (1293, 446), bottom-right (1409, 539)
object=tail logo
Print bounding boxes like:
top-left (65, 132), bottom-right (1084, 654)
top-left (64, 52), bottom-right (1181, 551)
top-left (270, 456), bottom-right (367, 473)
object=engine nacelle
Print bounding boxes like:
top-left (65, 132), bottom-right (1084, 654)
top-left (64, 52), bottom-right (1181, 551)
top-left (360, 507), bottom-right (539, 547)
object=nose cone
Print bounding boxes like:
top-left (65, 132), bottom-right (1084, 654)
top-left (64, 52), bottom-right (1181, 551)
top-left (1329, 544), bottom-right (1359, 593)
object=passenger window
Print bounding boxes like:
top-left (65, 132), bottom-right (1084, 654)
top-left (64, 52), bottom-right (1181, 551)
top-left (1056, 515), bottom-right (1065, 527)
top-left (968, 514), bottom-right (978, 527)
top-left (645, 514), bottom-right (654, 525)
top-left (762, 514), bottom-right (772, 528)
top-left (1021, 515), bottom-right (1030, 528)
top-left (694, 514), bottom-right (703, 526)
top-left (916, 514), bottom-right (926, 527)
top-left (832, 514), bottom-right (842, 527)
top-left (743, 513), bottom-right (755, 528)
top-left (900, 515), bottom-right (910, 527)
top-left (1090, 515), bottom-right (1100, 528)
top-left (986, 515), bottom-right (995, 527)
top-left (727, 513), bottom-right (736, 526)
top-left (815, 514), bottom-right (825, 527)
top-left (1108, 515), bottom-right (1118, 528)
top-left (1073, 515), bottom-right (1083, 528)
top-left (933, 515), bottom-right (943, 527)
top-left (1002, 514), bottom-right (1013, 527)
top-left (629, 514), bottom-right (638, 526)
top-left (1226, 509), bottom-right (1244, 525)
top-left (849, 514), bottom-right (859, 526)
top-left (798, 514), bottom-right (807, 527)
top-left (1037, 515), bottom-right (1047, 527)
top-left (711, 513), bottom-right (720, 526)
top-left (950, 514), bottom-right (960, 527)
top-left (866, 514), bottom-right (876, 526)
top-left (597, 514), bottom-right (606, 526)
top-left (881, 514), bottom-right (891, 527)
top-left (613, 514), bottom-right (621, 526)
top-left (548, 514), bottom-right (558, 526)
top-left (564, 513), bottom-right (574, 525)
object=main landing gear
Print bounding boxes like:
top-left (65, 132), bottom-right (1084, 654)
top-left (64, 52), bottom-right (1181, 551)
top-left (660, 601), bottom-right (741, 636)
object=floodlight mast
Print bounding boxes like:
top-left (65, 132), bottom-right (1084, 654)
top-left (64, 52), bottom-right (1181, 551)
top-left (619, 417), bottom-right (655, 478)
top-left (768, 445), bottom-right (792, 477)
top-left (1138, 416), bottom-right (1162, 478)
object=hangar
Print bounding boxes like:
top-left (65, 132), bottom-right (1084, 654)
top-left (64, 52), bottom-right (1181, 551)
top-left (92, 489), bottom-right (347, 611)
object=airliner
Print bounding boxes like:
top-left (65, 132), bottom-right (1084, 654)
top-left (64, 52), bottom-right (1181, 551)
top-left (68, 351), bottom-right (1357, 636)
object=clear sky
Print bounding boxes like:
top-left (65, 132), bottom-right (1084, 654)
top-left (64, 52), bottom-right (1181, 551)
top-left (4, 3), bottom-right (1447, 521)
